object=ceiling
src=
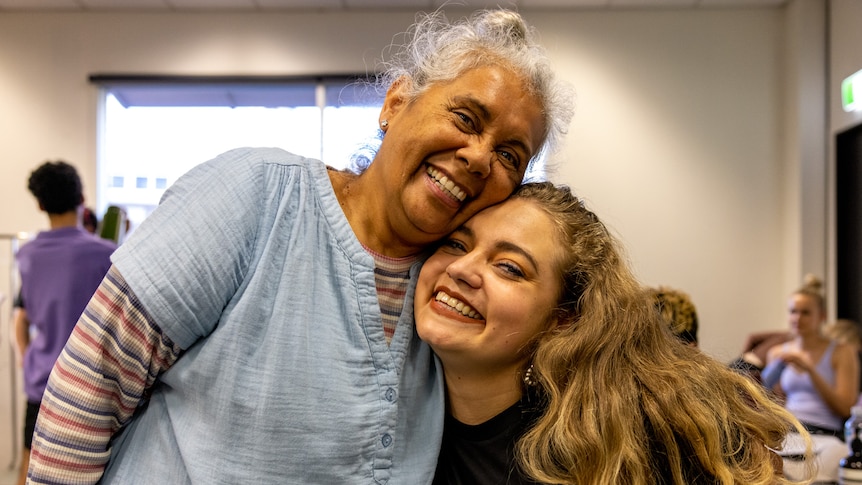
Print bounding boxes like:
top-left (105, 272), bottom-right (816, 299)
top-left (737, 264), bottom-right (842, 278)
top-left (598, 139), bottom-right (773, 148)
top-left (0, 0), bottom-right (790, 13)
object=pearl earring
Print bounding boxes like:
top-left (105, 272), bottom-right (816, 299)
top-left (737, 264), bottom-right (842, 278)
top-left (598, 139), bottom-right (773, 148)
top-left (523, 364), bottom-right (537, 387)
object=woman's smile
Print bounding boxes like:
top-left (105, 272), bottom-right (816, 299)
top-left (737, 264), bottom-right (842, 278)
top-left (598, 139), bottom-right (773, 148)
top-left (433, 290), bottom-right (483, 320)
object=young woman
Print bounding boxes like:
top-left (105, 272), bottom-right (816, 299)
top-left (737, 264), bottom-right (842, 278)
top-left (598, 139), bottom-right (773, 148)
top-left (26, 10), bottom-right (574, 484)
top-left (762, 276), bottom-right (860, 440)
top-left (415, 182), bottom-right (809, 485)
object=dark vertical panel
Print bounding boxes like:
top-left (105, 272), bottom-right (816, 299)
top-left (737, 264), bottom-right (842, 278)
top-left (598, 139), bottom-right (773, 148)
top-left (836, 123), bottom-right (862, 324)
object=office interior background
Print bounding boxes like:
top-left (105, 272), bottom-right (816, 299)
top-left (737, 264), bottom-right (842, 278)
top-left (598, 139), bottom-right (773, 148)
top-left (0, 0), bottom-right (861, 474)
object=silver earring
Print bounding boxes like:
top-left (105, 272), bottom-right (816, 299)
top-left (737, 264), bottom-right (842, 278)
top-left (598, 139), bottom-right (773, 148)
top-left (523, 364), bottom-right (537, 387)
top-left (380, 120), bottom-right (389, 129)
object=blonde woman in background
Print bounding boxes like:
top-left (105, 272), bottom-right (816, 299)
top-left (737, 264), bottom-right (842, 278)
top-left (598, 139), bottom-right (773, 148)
top-left (762, 275), bottom-right (860, 441)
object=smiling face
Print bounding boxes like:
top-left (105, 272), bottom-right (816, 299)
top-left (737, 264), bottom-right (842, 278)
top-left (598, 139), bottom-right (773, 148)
top-left (414, 198), bottom-right (564, 376)
top-left (371, 64), bottom-right (546, 247)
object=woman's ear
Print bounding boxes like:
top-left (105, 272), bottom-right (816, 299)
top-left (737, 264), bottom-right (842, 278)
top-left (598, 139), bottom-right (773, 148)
top-left (379, 76), bottom-right (412, 125)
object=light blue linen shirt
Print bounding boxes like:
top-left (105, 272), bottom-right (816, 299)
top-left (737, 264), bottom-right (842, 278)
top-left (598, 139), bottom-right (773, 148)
top-left (105, 147), bottom-right (444, 484)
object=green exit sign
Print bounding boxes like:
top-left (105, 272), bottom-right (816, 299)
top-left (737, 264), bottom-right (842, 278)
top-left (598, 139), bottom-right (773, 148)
top-left (843, 68), bottom-right (862, 113)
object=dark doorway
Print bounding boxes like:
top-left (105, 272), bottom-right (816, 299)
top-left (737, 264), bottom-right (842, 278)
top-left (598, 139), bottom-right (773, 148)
top-left (836, 122), bottom-right (862, 324)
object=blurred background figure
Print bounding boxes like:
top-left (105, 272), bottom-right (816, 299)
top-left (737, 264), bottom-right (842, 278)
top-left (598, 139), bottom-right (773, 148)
top-left (729, 329), bottom-right (795, 383)
top-left (823, 318), bottom-right (862, 401)
top-left (81, 207), bottom-right (98, 235)
top-left (649, 285), bottom-right (699, 347)
top-left (822, 319), bottom-right (862, 350)
top-left (12, 160), bottom-right (117, 485)
top-left (761, 275), bottom-right (859, 442)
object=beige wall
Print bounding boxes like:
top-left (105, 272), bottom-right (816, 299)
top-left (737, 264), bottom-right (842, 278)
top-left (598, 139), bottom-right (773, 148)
top-left (0, 0), bottom-right (856, 471)
top-left (531, 7), bottom-right (803, 363)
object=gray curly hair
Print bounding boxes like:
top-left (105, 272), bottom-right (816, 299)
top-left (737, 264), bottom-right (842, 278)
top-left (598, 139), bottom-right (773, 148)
top-left (352, 9), bottom-right (574, 177)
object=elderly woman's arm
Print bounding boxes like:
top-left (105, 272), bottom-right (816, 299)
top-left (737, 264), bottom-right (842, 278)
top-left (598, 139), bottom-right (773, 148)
top-left (27, 266), bottom-right (182, 485)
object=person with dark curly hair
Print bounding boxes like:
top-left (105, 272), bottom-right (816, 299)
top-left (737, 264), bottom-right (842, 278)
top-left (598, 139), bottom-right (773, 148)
top-left (13, 160), bottom-right (116, 485)
top-left (649, 285), bottom-right (699, 347)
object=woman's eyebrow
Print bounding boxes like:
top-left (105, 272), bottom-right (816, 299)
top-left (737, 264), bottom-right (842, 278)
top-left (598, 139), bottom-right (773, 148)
top-left (452, 95), bottom-right (490, 119)
top-left (454, 223), bottom-right (537, 270)
top-left (451, 95), bottom-right (534, 157)
top-left (450, 225), bottom-right (473, 239)
top-left (495, 241), bottom-right (538, 272)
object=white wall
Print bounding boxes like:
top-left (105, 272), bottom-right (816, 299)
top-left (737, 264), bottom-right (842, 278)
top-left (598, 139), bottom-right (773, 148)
top-left (529, 7), bottom-right (812, 364)
top-left (0, 0), bottom-right (847, 471)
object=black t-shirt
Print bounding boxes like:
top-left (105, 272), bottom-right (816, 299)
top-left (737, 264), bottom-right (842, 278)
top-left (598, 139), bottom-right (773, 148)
top-left (433, 397), bottom-right (541, 485)
top-left (434, 394), bottom-right (721, 485)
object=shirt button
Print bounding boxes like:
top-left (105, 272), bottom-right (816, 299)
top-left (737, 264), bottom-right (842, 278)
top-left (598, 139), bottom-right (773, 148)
top-left (381, 434), bottom-right (392, 447)
top-left (385, 388), bottom-right (396, 402)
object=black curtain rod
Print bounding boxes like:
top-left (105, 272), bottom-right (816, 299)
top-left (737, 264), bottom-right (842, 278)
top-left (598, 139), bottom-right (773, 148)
top-left (88, 74), bottom-right (372, 85)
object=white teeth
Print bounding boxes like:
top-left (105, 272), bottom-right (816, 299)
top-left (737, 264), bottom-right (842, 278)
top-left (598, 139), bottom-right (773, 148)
top-left (426, 166), bottom-right (467, 202)
top-left (435, 291), bottom-right (481, 319)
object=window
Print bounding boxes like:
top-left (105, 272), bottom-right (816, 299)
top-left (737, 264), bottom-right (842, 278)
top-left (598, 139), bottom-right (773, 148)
top-left (94, 75), bottom-right (383, 231)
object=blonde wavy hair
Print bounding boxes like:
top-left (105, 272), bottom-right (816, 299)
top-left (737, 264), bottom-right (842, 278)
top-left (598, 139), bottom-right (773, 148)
top-left (509, 182), bottom-right (810, 484)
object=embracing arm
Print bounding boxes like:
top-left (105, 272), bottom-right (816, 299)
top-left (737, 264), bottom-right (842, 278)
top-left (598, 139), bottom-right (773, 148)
top-left (27, 266), bottom-right (182, 485)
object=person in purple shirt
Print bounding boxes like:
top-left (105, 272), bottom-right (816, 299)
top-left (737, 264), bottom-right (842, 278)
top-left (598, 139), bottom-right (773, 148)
top-left (12, 160), bottom-right (116, 485)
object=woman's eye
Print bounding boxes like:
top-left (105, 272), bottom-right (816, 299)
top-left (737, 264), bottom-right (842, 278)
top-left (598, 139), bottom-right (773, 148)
top-left (441, 239), bottom-right (467, 253)
top-left (498, 262), bottom-right (525, 278)
top-left (454, 111), bottom-right (476, 130)
top-left (496, 149), bottom-right (520, 170)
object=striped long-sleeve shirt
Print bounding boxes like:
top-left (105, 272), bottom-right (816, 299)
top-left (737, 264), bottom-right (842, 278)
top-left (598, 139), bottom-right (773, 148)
top-left (28, 266), bottom-right (181, 484)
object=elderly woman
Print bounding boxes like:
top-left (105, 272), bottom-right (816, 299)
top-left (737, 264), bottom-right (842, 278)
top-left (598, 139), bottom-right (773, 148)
top-left (26, 10), bottom-right (573, 484)
top-left (415, 182), bottom-right (809, 484)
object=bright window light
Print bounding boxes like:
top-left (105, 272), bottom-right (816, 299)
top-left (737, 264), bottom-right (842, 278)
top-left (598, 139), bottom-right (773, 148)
top-left (99, 86), bottom-right (381, 231)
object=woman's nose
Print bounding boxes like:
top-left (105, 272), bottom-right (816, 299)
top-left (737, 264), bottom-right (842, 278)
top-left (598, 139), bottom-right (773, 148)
top-left (446, 256), bottom-right (482, 289)
top-left (457, 140), bottom-right (492, 178)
